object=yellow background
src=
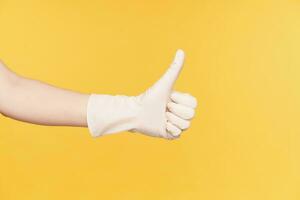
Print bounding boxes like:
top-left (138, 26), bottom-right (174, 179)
top-left (0, 0), bottom-right (300, 199)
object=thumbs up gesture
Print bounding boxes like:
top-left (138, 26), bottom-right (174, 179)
top-left (87, 49), bottom-right (197, 140)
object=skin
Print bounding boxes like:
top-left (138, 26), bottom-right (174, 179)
top-left (0, 60), bottom-right (90, 127)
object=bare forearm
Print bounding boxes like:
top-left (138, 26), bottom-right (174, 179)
top-left (1, 76), bottom-right (90, 127)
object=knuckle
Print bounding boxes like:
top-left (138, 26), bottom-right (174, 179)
top-left (182, 120), bottom-right (191, 130)
top-left (185, 109), bottom-right (195, 119)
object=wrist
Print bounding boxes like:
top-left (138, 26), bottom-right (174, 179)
top-left (86, 93), bottom-right (141, 137)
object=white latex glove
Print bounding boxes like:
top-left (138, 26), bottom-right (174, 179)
top-left (87, 49), bottom-right (197, 139)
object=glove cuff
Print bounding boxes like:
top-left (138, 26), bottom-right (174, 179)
top-left (86, 94), bottom-right (141, 137)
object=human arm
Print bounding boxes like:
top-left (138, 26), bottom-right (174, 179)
top-left (0, 50), bottom-right (198, 140)
top-left (0, 60), bottom-right (89, 127)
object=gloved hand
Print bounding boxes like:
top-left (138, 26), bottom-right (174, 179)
top-left (87, 49), bottom-right (197, 139)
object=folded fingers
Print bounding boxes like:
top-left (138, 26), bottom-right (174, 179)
top-left (166, 112), bottom-right (190, 130)
top-left (171, 91), bottom-right (197, 109)
top-left (165, 91), bottom-right (197, 138)
top-left (167, 102), bottom-right (195, 120)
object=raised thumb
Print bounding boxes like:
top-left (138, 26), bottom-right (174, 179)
top-left (152, 49), bottom-right (185, 91)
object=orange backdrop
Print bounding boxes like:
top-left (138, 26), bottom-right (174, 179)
top-left (0, 0), bottom-right (300, 199)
